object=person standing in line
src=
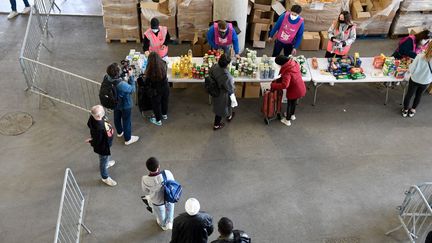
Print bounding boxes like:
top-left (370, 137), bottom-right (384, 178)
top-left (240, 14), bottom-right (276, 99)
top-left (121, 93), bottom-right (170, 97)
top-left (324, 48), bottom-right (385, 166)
top-left (402, 42), bottom-right (432, 118)
top-left (211, 217), bottom-right (251, 243)
top-left (209, 54), bottom-right (236, 130)
top-left (268, 5), bottom-right (304, 57)
top-left (325, 11), bottom-right (356, 58)
top-left (171, 198), bottom-right (214, 243)
top-left (104, 63), bottom-right (139, 145)
top-left (86, 105), bottom-right (117, 187)
top-left (143, 18), bottom-right (170, 58)
top-left (141, 157), bottom-right (175, 230)
top-left (8, 0), bottom-right (31, 19)
top-left (271, 55), bottom-right (306, 127)
top-left (145, 52), bottom-right (170, 126)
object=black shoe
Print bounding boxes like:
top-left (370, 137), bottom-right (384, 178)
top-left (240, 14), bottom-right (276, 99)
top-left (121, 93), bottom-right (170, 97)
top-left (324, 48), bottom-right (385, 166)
top-left (141, 196), bottom-right (153, 213)
top-left (227, 112), bottom-right (235, 122)
top-left (213, 123), bottom-right (225, 130)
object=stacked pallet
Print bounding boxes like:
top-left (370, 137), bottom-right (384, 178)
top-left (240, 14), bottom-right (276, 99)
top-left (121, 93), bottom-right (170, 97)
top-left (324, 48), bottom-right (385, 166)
top-left (390, 0), bottom-right (432, 36)
top-left (102, 0), bottom-right (140, 43)
top-left (248, 0), bottom-right (274, 48)
top-left (286, 0), bottom-right (341, 32)
top-left (177, 0), bottom-right (213, 42)
top-left (351, 0), bottom-right (400, 36)
top-left (140, 0), bottom-right (177, 39)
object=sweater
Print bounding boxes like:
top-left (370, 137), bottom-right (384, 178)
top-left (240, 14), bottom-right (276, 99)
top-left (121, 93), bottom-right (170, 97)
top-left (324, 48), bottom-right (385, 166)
top-left (269, 12), bottom-right (304, 49)
top-left (141, 170), bottom-right (174, 206)
top-left (87, 115), bottom-right (113, 156)
top-left (207, 25), bottom-right (240, 55)
top-left (393, 37), bottom-right (417, 59)
top-left (409, 54), bottom-right (432, 85)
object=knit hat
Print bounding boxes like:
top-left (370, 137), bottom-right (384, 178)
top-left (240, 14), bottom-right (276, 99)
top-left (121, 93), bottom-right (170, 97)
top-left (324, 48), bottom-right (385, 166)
top-left (185, 198), bottom-right (200, 216)
top-left (151, 18), bottom-right (159, 29)
top-left (275, 55), bottom-right (289, 66)
top-left (218, 54), bottom-right (231, 68)
top-left (291, 5), bottom-right (302, 14)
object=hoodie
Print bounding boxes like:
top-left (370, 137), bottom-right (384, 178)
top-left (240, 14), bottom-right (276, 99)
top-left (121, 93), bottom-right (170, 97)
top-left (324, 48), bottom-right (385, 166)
top-left (271, 59), bottom-right (306, 100)
top-left (103, 74), bottom-right (136, 110)
top-left (141, 170), bottom-right (174, 206)
top-left (87, 115), bottom-right (113, 156)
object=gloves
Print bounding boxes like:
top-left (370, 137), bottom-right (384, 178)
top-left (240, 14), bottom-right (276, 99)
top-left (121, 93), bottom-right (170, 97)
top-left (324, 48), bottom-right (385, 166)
top-left (342, 41), bottom-right (347, 47)
top-left (330, 37), bottom-right (336, 42)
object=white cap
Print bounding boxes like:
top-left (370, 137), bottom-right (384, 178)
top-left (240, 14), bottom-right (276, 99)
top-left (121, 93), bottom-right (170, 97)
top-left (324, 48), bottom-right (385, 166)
top-left (185, 198), bottom-right (200, 216)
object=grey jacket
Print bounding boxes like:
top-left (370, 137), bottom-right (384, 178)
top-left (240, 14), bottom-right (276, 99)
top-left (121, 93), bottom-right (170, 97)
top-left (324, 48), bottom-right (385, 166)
top-left (210, 64), bottom-right (234, 117)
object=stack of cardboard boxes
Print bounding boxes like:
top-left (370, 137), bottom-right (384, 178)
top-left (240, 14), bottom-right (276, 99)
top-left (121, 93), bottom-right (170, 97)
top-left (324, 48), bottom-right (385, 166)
top-left (248, 0), bottom-right (274, 49)
top-left (102, 0), bottom-right (140, 43)
top-left (140, 0), bottom-right (177, 40)
top-left (351, 0), bottom-right (400, 35)
top-left (177, 0), bottom-right (213, 42)
top-left (390, 0), bottom-right (432, 35)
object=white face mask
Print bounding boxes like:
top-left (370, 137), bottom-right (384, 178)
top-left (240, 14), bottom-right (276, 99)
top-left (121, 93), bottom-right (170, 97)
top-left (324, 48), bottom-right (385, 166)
top-left (290, 14), bottom-right (299, 21)
top-left (152, 28), bottom-right (159, 33)
top-left (420, 39), bottom-right (428, 46)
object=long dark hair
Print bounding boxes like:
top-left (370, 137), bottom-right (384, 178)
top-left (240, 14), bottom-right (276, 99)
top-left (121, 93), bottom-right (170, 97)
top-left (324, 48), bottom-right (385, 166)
top-left (334, 11), bottom-right (353, 31)
top-left (414, 30), bottom-right (430, 45)
top-left (145, 52), bottom-right (167, 82)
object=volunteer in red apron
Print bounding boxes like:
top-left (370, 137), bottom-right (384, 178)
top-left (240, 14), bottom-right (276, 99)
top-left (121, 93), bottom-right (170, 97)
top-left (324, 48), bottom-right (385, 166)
top-left (392, 30), bottom-right (431, 59)
top-left (268, 5), bottom-right (304, 57)
top-left (326, 11), bottom-right (356, 58)
top-left (207, 20), bottom-right (240, 58)
top-left (143, 18), bottom-right (170, 58)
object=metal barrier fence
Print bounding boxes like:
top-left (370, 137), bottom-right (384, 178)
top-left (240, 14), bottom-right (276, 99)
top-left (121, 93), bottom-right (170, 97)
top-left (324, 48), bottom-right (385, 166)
top-left (53, 168), bottom-right (91, 243)
top-left (19, 0), bottom-right (101, 112)
top-left (386, 183), bottom-right (432, 242)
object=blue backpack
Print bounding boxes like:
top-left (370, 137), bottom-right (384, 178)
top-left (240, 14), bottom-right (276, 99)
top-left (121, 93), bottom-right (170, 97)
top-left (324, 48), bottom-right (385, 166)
top-left (162, 171), bottom-right (182, 203)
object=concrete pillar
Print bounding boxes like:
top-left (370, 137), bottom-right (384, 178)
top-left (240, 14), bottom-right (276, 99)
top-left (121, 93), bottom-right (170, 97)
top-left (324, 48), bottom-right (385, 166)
top-left (213, 0), bottom-right (248, 53)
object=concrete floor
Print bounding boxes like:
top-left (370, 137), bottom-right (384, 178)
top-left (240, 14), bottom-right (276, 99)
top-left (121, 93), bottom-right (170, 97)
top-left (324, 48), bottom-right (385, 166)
top-left (1, 14), bottom-right (432, 243)
top-left (0, 0), bottom-right (102, 16)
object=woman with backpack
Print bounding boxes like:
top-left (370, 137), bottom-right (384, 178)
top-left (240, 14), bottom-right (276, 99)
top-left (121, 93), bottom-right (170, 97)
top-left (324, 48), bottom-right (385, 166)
top-left (402, 42), bottom-right (432, 118)
top-left (209, 54), bottom-right (235, 130)
top-left (392, 30), bottom-right (430, 59)
top-left (145, 52), bottom-right (170, 126)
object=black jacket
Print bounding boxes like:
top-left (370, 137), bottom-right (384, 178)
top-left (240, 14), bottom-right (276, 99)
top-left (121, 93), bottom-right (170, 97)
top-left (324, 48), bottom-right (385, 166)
top-left (393, 37), bottom-right (417, 59)
top-left (211, 230), bottom-right (250, 243)
top-left (87, 115), bottom-right (113, 156)
top-left (171, 212), bottom-right (214, 243)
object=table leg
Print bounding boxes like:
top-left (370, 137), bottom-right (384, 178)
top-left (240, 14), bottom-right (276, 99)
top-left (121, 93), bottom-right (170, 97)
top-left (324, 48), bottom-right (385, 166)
top-left (312, 83), bottom-right (322, 106)
top-left (384, 82), bottom-right (390, 105)
top-left (208, 94), bottom-right (212, 105)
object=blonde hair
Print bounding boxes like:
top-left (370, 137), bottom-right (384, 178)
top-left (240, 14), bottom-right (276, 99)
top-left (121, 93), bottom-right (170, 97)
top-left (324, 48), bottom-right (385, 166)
top-left (425, 42), bottom-right (432, 61)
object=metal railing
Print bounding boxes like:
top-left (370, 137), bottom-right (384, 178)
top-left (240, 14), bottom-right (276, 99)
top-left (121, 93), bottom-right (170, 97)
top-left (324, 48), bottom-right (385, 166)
top-left (53, 168), bottom-right (91, 243)
top-left (386, 183), bottom-right (432, 242)
top-left (19, 0), bottom-right (101, 112)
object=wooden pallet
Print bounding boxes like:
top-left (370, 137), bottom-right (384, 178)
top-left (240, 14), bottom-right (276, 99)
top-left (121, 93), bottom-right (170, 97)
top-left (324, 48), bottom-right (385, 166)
top-left (106, 38), bottom-right (141, 44)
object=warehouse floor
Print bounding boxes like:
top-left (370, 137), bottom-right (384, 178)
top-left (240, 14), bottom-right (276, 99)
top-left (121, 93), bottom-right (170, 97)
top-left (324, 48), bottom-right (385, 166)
top-left (1, 14), bottom-right (432, 243)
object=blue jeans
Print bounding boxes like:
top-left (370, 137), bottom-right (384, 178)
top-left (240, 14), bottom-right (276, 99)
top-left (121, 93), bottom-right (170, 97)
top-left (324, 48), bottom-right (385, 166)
top-left (152, 202), bottom-right (175, 227)
top-left (10, 0), bottom-right (30, 11)
top-left (272, 40), bottom-right (294, 57)
top-left (98, 155), bottom-right (111, 179)
top-left (114, 108), bottom-right (132, 141)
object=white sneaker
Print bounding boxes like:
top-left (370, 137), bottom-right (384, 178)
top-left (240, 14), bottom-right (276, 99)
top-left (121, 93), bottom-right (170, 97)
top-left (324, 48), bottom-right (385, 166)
top-left (117, 132), bottom-right (123, 138)
top-left (125, 135), bottom-right (139, 145)
top-left (290, 115), bottom-right (296, 121)
top-left (22, 7), bottom-right (31, 14)
top-left (166, 222), bottom-right (173, 230)
top-left (329, 82), bottom-right (335, 86)
top-left (162, 115), bottom-right (168, 120)
top-left (107, 160), bottom-right (115, 168)
top-left (160, 225), bottom-right (168, 231)
top-left (280, 118), bottom-right (291, 126)
top-left (7, 11), bottom-right (19, 19)
top-left (102, 177), bottom-right (117, 186)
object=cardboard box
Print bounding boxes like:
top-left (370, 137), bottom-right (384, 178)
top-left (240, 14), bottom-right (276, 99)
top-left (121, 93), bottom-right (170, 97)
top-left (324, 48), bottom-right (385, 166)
top-left (244, 82), bottom-right (261, 98)
top-left (428, 84), bottom-right (432, 95)
top-left (250, 23), bottom-right (270, 41)
top-left (235, 83), bottom-right (244, 98)
top-left (253, 3), bottom-right (272, 11)
top-left (250, 9), bottom-right (274, 24)
top-left (140, 2), bottom-right (159, 11)
top-left (255, 0), bottom-right (272, 5)
top-left (252, 40), bottom-right (266, 48)
top-left (300, 32), bottom-right (320, 51)
top-left (319, 31), bottom-right (329, 50)
top-left (272, 1), bottom-right (286, 16)
top-left (351, 0), bottom-right (373, 20)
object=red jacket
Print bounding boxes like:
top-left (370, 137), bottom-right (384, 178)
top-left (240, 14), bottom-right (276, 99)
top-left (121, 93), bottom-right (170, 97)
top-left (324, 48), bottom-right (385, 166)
top-left (270, 60), bottom-right (306, 100)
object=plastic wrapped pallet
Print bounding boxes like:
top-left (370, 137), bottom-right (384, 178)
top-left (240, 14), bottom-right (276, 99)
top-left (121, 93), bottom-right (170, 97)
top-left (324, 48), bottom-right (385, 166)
top-left (353, 0), bottom-right (401, 35)
top-left (102, 0), bottom-right (140, 41)
top-left (177, 0), bottom-right (213, 42)
top-left (400, 0), bottom-right (432, 12)
top-left (390, 11), bottom-right (432, 35)
top-left (287, 0), bottom-right (342, 32)
top-left (140, 7), bottom-right (177, 39)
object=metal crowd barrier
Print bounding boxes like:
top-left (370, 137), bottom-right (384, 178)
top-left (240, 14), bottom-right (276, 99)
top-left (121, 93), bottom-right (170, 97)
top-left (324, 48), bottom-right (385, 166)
top-left (53, 168), bottom-right (91, 243)
top-left (386, 183), bottom-right (432, 242)
top-left (19, 0), bottom-right (101, 112)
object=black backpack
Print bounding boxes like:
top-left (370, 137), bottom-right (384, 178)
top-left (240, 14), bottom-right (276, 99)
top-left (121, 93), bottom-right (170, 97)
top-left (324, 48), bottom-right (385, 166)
top-left (99, 78), bottom-right (120, 109)
top-left (204, 73), bottom-right (220, 97)
top-left (233, 230), bottom-right (251, 243)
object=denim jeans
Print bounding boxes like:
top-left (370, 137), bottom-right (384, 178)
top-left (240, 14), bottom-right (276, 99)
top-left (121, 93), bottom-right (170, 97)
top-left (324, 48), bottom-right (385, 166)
top-left (152, 201), bottom-right (175, 227)
top-left (10, 0), bottom-right (30, 12)
top-left (98, 155), bottom-right (111, 179)
top-left (114, 108), bottom-right (132, 141)
top-left (272, 40), bottom-right (293, 57)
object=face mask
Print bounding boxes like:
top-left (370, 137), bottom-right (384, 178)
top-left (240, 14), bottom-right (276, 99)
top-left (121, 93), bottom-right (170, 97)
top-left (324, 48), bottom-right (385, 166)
top-left (290, 14), bottom-right (299, 21)
top-left (152, 28), bottom-right (159, 33)
top-left (339, 20), bottom-right (345, 24)
top-left (420, 39), bottom-right (428, 46)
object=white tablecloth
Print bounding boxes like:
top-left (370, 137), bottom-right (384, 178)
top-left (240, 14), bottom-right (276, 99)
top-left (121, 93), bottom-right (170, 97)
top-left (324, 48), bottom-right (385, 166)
top-left (307, 57), bottom-right (402, 83)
